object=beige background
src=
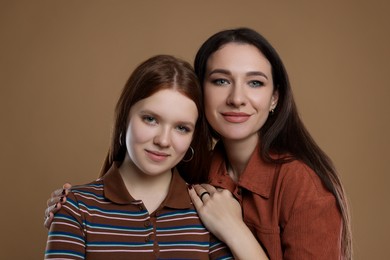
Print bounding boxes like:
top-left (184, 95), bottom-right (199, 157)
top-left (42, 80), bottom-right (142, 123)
top-left (1, 0), bottom-right (389, 259)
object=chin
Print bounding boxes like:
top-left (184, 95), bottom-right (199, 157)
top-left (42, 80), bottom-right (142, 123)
top-left (142, 165), bottom-right (174, 176)
top-left (219, 129), bottom-right (250, 139)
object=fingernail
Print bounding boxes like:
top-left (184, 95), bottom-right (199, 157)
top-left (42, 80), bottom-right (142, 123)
top-left (187, 184), bottom-right (193, 190)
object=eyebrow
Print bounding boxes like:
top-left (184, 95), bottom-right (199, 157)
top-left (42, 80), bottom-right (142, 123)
top-left (208, 69), bottom-right (268, 80)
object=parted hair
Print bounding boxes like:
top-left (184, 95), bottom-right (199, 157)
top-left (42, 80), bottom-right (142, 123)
top-left (100, 55), bottom-right (212, 184)
top-left (194, 28), bottom-right (352, 259)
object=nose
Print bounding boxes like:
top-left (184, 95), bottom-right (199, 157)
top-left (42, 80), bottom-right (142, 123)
top-left (226, 85), bottom-right (246, 107)
top-left (153, 127), bottom-right (171, 148)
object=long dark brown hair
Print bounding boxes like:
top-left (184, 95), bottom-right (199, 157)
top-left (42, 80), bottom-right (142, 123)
top-left (100, 55), bottom-right (212, 184)
top-left (194, 28), bottom-right (352, 259)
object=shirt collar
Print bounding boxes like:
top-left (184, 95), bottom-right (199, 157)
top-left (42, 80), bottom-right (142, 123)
top-left (208, 141), bottom-right (275, 198)
top-left (103, 163), bottom-right (191, 209)
top-left (163, 168), bottom-right (192, 209)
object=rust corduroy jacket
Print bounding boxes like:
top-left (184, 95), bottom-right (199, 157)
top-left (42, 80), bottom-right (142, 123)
top-left (208, 142), bottom-right (342, 259)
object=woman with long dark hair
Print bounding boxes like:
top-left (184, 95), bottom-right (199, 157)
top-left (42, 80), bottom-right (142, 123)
top-left (189, 28), bottom-right (351, 259)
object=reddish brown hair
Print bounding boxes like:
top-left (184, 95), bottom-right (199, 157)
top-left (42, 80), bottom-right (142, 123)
top-left (100, 55), bottom-right (212, 183)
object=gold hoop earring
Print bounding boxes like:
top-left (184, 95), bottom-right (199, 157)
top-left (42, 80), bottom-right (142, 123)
top-left (119, 132), bottom-right (123, 146)
top-left (182, 146), bottom-right (194, 162)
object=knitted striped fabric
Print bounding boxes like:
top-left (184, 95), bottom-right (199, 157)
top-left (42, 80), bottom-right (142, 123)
top-left (45, 166), bottom-right (233, 260)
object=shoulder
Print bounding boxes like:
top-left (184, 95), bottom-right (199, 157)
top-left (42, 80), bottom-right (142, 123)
top-left (272, 158), bottom-right (340, 223)
top-left (275, 158), bottom-right (333, 200)
top-left (68, 179), bottom-right (105, 202)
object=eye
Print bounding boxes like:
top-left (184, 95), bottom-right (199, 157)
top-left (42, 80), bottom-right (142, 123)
top-left (176, 125), bottom-right (192, 134)
top-left (142, 115), bottom-right (157, 125)
top-left (248, 80), bottom-right (264, 88)
top-left (212, 78), bottom-right (230, 86)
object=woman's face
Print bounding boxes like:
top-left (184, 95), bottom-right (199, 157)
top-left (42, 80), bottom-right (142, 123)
top-left (125, 88), bottom-right (198, 177)
top-left (203, 43), bottom-right (278, 143)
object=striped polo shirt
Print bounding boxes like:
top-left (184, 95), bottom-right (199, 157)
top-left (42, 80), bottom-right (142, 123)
top-left (45, 163), bottom-right (233, 259)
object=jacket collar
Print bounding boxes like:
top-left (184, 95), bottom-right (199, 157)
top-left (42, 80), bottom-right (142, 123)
top-left (208, 141), bottom-right (276, 198)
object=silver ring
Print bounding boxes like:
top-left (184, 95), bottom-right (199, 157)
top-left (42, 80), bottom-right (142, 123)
top-left (199, 191), bottom-right (210, 201)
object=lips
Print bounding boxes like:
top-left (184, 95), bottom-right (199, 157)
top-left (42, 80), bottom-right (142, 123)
top-left (145, 149), bottom-right (170, 162)
top-left (221, 112), bottom-right (251, 123)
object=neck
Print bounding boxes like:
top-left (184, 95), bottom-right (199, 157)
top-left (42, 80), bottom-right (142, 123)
top-left (118, 155), bottom-right (172, 213)
top-left (221, 134), bottom-right (259, 181)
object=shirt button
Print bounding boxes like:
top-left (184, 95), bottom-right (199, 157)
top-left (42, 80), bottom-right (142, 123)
top-left (138, 205), bottom-right (144, 210)
top-left (144, 221), bottom-right (151, 227)
top-left (145, 235), bottom-right (151, 242)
